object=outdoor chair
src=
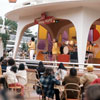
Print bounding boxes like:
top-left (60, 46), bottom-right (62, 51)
top-left (64, 83), bottom-right (81, 100)
top-left (8, 84), bottom-right (22, 95)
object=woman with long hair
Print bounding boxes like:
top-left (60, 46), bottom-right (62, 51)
top-left (36, 61), bottom-right (45, 78)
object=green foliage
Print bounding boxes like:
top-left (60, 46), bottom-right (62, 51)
top-left (0, 17), bottom-right (3, 25)
top-left (21, 43), bottom-right (29, 52)
top-left (4, 18), bottom-right (18, 34)
top-left (0, 33), bottom-right (9, 49)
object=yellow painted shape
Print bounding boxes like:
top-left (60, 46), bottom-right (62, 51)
top-left (96, 51), bottom-right (100, 58)
top-left (58, 34), bottom-right (62, 42)
top-left (69, 27), bottom-right (76, 40)
top-left (96, 25), bottom-right (100, 34)
top-left (39, 25), bottom-right (47, 39)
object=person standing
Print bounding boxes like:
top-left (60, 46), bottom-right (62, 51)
top-left (28, 37), bottom-right (36, 60)
top-left (52, 39), bottom-right (58, 61)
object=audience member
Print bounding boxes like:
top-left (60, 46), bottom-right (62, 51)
top-left (0, 57), bottom-right (7, 89)
top-left (55, 63), bottom-right (67, 83)
top-left (37, 68), bottom-right (60, 100)
top-left (36, 61), bottom-right (45, 78)
top-left (85, 84), bottom-right (100, 100)
top-left (54, 63), bottom-right (67, 100)
top-left (7, 58), bottom-right (15, 72)
top-left (62, 68), bottom-right (80, 85)
top-left (1, 60), bottom-right (7, 73)
top-left (16, 63), bottom-right (27, 85)
top-left (62, 68), bottom-right (80, 99)
top-left (3, 66), bottom-right (24, 96)
top-left (80, 65), bottom-right (98, 89)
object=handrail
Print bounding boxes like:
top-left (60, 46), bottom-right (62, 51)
top-left (15, 59), bottom-right (100, 71)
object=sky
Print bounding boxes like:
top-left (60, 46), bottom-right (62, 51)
top-left (0, 0), bottom-right (38, 35)
top-left (0, 0), bottom-right (27, 17)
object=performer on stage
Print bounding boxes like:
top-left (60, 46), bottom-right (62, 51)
top-left (28, 37), bottom-right (36, 60)
top-left (86, 41), bottom-right (94, 59)
top-left (52, 38), bottom-right (58, 61)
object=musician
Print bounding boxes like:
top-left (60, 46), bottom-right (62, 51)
top-left (52, 39), bottom-right (58, 61)
top-left (86, 41), bottom-right (94, 59)
top-left (28, 37), bottom-right (36, 60)
top-left (68, 40), bottom-right (76, 52)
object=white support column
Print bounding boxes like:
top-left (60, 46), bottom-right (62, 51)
top-left (75, 18), bottom-right (90, 71)
top-left (13, 23), bottom-right (25, 59)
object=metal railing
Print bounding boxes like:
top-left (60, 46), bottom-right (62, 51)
top-left (15, 59), bottom-right (100, 71)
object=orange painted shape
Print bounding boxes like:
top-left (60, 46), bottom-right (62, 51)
top-left (96, 51), bottom-right (100, 58)
top-left (94, 44), bottom-right (99, 48)
top-left (36, 51), bottom-right (45, 61)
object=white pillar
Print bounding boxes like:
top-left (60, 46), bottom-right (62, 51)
top-left (75, 15), bottom-right (90, 71)
top-left (13, 23), bottom-right (24, 59)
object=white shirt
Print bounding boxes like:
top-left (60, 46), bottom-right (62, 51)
top-left (3, 71), bottom-right (18, 85)
top-left (6, 66), bottom-right (11, 72)
top-left (16, 70), bottom-right (27, 85)
top-left (55, 69), bottom-right (67, 80)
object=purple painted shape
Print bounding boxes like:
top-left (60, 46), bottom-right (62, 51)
top-left (62, 31), bottom-right (68, 42)
top-left (48, 33), bottom-right (52, 52)
top-left (88, 29), bottom-right (93, 42)
top-left (38, 40), bottom-right (46, 50)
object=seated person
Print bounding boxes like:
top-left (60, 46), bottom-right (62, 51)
top-left (62, 68), bottom-right (80, 99)
top-left (7, 58), bottom-right (15, 72)
top-left (86, 41), bottom-right (94, 59)
top-left (1, 59), bottom-right (7, 73)
top-left (80, 65), bottom-right (98, 90)
top-left (85, 84), bottom-right (100, 100)
top-left (16, 63), bottom-right (27, 85)
top-left (3, 66), bottom-right (24, 96)
top-left (55, 63), bottom-right (67, 83)
top-left (36, 61), bottom-right (45, 78)
top-left (36, 68), bottom-right (60, 100)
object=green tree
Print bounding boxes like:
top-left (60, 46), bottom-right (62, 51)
top-left (0, 17), bottom-right (3, 25)
top-left (21, 43), bottom-right (28, 52)
top-left (0, 33), bottom-right (9, 49)
top-left (4, 18), bottom-right (17, 34)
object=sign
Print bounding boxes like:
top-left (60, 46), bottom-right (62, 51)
top-left (9, 0), bottom-right (17, 3)
top-left (34, 13), bottom-right (55, 25)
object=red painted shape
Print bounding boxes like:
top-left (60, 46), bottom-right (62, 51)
top-left (34, 12), bottom-right (55, 24)
top-left (57, 54), bottom-right (70, 62)
top-left (93, 29), bottom-right (100, 41)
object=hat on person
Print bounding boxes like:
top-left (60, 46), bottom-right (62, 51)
top-left (87, 64), bottom-right (94, 72)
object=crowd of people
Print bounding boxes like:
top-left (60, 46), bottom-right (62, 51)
top-left (0, 57), bottom-right (27, 99)
top-left (35, 62), bottom-right (100, 100)
top-left (0, 56), bottom-right (100, 100)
